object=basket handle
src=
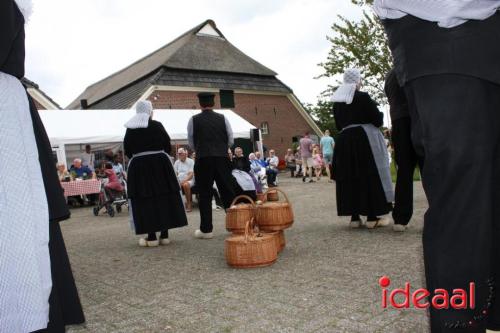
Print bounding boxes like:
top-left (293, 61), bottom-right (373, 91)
top-left (244, 218), bottom-right (256, 243)
top-left (264, 188), bottom-right (290, 203)
top-left (230, 195), bottom-right (256, 208)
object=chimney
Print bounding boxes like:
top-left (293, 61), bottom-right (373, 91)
top-left (80, 99), bottom-right (88, 109)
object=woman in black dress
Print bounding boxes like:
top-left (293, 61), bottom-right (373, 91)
top-left (1, 1), bottom-right (85, 331)
top-left (124, 101), bottom-right (188, 247)
top-left (332, 69), bottom-right (394, 229)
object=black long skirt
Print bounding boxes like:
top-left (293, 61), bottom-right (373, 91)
top-left (128, 153), bottom-right (188, 234)
top-left (28, 95), bottom-right (85, 332)
top-left (332, 127), bottom-right (392, 217)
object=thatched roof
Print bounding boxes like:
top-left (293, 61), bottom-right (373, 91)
top-left (68, 20), bottom-right (281, 109)
top-left (22, 78), bottom-right (62, 109)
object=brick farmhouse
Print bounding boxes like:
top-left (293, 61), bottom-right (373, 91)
top-left (68, 20), bottom-right (322, 156)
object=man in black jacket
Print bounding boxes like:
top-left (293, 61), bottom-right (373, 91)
top-left (385, 69), bottom-right (424, 232)
top-left (188, 93), bottom-right (237, 239)
top-left (377, 6), bottom-right (500, 332)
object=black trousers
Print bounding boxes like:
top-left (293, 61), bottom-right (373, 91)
top-left (391, 117), bottom-right (424, 225)
top-left (405, 75), bottom-right (500, 332)
top-left (266, 168), bottom-right (278, 185)
top-left (194, 157), bottom-right (237, 233)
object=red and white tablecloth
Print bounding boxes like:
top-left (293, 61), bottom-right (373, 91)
top-left (60, 179), bottom-right (101, 197)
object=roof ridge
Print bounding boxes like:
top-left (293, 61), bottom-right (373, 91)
top-left (68, 19), bottom-right (279, 109)
top-left (82, 20), bottom-right (211, 90)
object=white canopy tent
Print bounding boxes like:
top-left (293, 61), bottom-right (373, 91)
top-left (40, 109), bottom-right (255, 145)
top-left (39, 109), bottom-right (257, 165)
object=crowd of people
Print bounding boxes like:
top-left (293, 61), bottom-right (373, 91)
top-left (54, 146), bottom-right (128, 207)
top-left (282, 130), bottom-right (335, 183)
top-left (56, 145), bottom-right (127, 183)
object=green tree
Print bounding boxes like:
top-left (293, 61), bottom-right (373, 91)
top-left (304, 101), bottom-right (338, 138)
top-left (318, 0), bottom-right (392, 104)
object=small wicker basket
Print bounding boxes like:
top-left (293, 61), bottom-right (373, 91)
top-left (256, 192), bottom-right (267, 203)
top-left (225, 219), bottom-right (278, 268)
top-left (256, 189), bottom-right (294, 232)
top-left (225, 195), bottom-right (256, 234)
top-left (267, 189), bottom-right (279, 202)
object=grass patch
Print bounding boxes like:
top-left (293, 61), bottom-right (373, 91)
top-left (390, 160), bottom-right (421, 183)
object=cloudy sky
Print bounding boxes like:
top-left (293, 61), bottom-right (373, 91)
top-left (25, 0), bottom-right (363, 108)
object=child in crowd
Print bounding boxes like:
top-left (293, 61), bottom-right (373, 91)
top-left (312, 147), bottom-right (323, 181)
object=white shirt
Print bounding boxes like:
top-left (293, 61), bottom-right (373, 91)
top-left (373, 0), bottom-right (500, 28)
top-left (81, 152), bottom-right (95, 170)
top-left (267, 156), bottom-right (279, 169)
top-left (174, 158), bottom-right (194, 182)
top-left (112, 163), bottom-right (124, 175)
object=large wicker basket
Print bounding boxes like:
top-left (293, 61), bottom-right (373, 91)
top-left (225, 219), bottom-right (278, 268)
top-left (226, 195), bottom-right (256, 234)
top-left (256, 189), bottom-right (294, 231)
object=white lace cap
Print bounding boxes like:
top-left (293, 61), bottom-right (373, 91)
top-left (124, 101), bottom-right (153, 129)
top-left (331, 68), bottom-right (362, 104)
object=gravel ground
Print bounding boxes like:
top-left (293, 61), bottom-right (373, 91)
top-left (64, 175), bottom-right (430, 333)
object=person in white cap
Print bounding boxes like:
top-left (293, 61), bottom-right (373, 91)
top-left (124, 100), bottom-right (188, 247)
top-left (374, 1), bottom-right (500, 331)
top-left (1, 0), bottom-right (85, 331)
top-left (331, 68), bottom-right (393, 229)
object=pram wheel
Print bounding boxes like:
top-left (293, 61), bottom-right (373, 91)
top-left (107, 206), bottom-right (115, 217)
top-left (116, 205), bottom-right (122, 213)
top-left (93, 207), bottom-right (99, 216)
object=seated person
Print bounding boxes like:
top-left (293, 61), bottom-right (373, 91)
top-left (230, 147), bottom-right (260, 198)
top-left (69, 158), bottom-right (94, 179)
top-left (57, 163), bottom-right (72, 182)
top-left (266, 149), bottom-right (279, 187)
top-left (174, 148), bottom-right (195, 212)
top-left (112, 154), bottom-right (126, 180)
top-left (103, 163), bottom-right (124, 199)
top-left (255, 151), bottom-right (267, 168)
top-left (231, 168), bottom-right (257, 202)
top-left (232, 147), bottom-right (251, 172)
top-left (249, 153), bottom-right (267, 188)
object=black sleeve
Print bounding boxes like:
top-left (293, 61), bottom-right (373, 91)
top-left (333, 104), bottom-right (344, 131)
top-left (124, 130), bottom-right (133, 158)
top-left (363, 93), bottom-right (384, 128)
top-left (155, 121), bottom-right (172, 155)
top-left (0, 0), bottom-right (22, 66)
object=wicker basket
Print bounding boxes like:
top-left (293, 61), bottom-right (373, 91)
top-left (226, 195), bottom-right (256, 234)
top-left (267, 189), bottom-right (279, 202)
top-left (264, 230), bottom-right (286, 253)
top-left (256, 192), bottom-right (267, 203)
top-left (256, 189), bottom-right (294, 231)
top-left (277, 230), bottom-right (286, 252)
top-left (225, 219), bottom-right (278, 268)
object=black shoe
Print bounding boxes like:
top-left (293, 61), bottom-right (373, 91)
top-left (302, 177), bottom-right (306, 182)
top-left (308, 179), bottom-right (314, 183)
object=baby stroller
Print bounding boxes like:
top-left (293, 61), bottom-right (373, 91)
top-left (93, 171), bottom-right (128, 218)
